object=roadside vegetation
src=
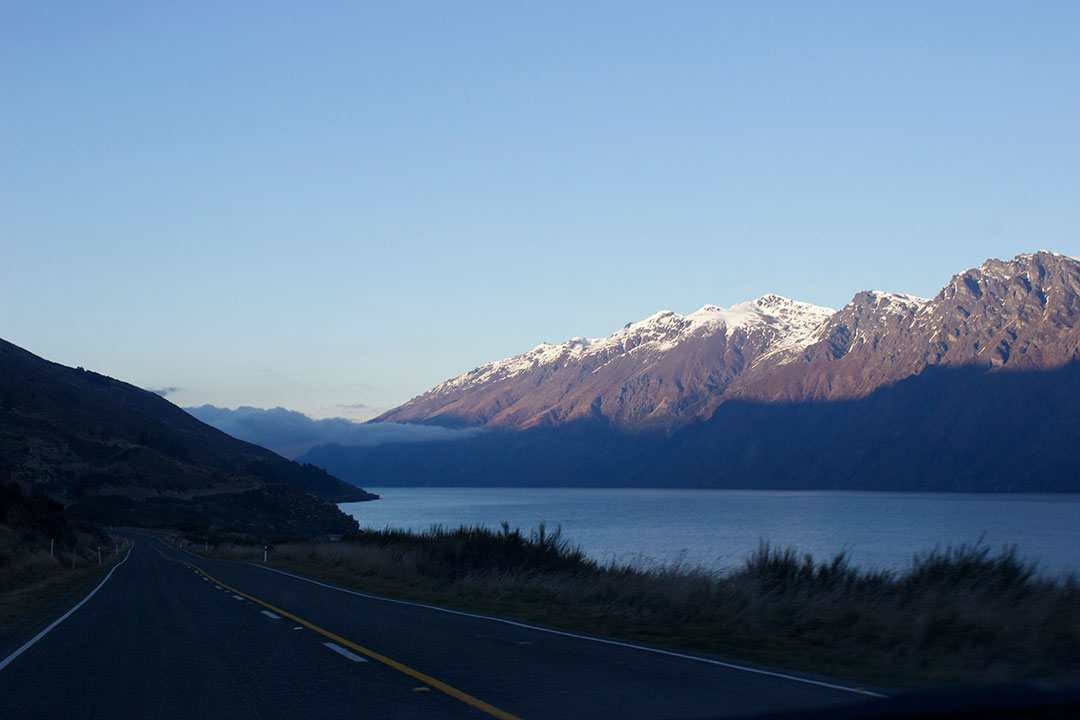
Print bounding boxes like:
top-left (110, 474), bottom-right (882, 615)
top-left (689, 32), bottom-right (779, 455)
top-left (188, 523), bottom-right (1079, 689)
top-left (0, 480), bottom-right (129, 647)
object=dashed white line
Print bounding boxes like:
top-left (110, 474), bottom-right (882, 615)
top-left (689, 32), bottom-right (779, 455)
top-left (323, 642), bottom-right (368, 662)
top-left (214, 585), bottom-right (223, 590)
top-left (261, 610), bottom-right (281, 619)
top-left (232, 594), bottom-right (245, 601)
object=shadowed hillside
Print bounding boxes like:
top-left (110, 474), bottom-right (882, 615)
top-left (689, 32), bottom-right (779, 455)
top-left (0, 338), bottom-right (376, 540)
top-left (301, 362), bottom-right (1080, 492)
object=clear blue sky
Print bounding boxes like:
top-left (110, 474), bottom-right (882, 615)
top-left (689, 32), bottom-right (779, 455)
top-left (2, 1), bottom-right (1077, 419)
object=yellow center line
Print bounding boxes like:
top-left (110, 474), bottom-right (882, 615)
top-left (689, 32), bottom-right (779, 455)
top-left (185, 558), bottom-right (523, 720)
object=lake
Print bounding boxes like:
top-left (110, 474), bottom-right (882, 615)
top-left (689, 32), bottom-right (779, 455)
top-left (340, 488), bottom-right (1080, 577)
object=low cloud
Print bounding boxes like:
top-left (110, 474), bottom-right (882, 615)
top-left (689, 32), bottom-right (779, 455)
top-left (184, 404), bottom-right (484, 459)
top-left (148, 386), bottom-right (183, 397)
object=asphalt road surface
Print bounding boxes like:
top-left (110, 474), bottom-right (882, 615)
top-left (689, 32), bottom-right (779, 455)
top-left (0, 533), bottom-right (878, 719)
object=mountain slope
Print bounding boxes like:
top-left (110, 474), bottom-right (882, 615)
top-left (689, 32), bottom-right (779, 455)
top-left (303, 359), bottom-right (1080, 493)
top-left (0, 338), bottom-right (376, 539)
top-left (726, 251), bottom-right (1080, 407)
top-left (302, 251), bottom-right (1080, 492)
top-left (377, 251), bottom-right (1080, 432)
top-left (378, 295), bottom-right (836, 430)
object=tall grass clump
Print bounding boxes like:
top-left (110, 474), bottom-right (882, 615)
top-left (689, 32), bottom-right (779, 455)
top-left (196, 527), bottom-right (1080, 688)
top-left (905, 543), bottom-right (1036, 593)
top-left (337, 522), bottom-right (596, 582)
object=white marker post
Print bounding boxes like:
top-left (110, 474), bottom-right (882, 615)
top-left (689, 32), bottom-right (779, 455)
top-left (98, 546), bottom-right (101, 566)
top-left (50, 538), bottom-right (54, 558)
top-left (263, 545), bottom-right (268, 563)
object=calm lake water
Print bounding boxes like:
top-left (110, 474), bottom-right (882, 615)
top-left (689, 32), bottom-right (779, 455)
top-left (340, 488), bottom-right (1080, 577)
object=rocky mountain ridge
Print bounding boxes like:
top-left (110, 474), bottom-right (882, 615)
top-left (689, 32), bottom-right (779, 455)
top-left (377, 251), bottom-right (1080, 431)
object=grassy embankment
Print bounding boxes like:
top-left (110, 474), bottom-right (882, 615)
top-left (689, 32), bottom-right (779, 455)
top-left (0, 482), bottom-right (130, 650)
top-left (187, 523), bottom-right (1079, 689)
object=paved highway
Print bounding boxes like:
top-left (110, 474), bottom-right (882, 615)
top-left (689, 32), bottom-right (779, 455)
top-left (0, 533), bottom-right (878, 719)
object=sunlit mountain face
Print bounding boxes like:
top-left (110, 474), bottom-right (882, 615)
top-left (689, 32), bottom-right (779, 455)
top-left (377, 251), bottom-right (1080, 432)
top-left (298, 252), bottom-right (1080, 493)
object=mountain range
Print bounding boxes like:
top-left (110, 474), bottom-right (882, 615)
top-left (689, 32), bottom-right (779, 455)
top-left (0, 339), bottom-right (376, 541)
top-left (302, 251), bottom-right (1080, 492)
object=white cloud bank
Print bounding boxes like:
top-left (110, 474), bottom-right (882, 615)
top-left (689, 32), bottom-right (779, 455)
top-left (185, 404), bottom-right (484, 459)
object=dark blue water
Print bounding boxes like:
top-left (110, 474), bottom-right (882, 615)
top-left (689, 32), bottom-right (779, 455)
top-left (340, 488), bottom-right (1080, 577)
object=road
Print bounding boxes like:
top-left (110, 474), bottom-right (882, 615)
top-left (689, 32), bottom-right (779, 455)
top-left (0, 533), bottom-right (877, 719)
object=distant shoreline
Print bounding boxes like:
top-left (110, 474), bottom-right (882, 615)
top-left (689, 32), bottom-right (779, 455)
top-left (339, 487), bottom-right (1080, 577)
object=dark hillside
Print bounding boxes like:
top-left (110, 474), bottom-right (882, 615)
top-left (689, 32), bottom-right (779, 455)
top-left (0, 338), bottom-right (374, 540)
top-left (655, 361), bottom-right (1080, 491)
top-left (0, 479), bottom-right (110, 593)
top-left (301, 363), bottom-right (1080, 492)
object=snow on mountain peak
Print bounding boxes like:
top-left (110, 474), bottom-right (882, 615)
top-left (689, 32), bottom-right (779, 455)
top-left (863, 290), bottom-right (930, 314)
top-left (738, 295), bottom-right (838, 365)
top-left (430, 295), bottom-right (838, 395)
top-left (684, 303), bottom-right (757, 330)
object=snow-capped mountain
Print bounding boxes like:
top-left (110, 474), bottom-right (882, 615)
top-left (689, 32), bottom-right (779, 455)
top-left (727, 250), bottom-right (1080, 407)
top-left (433, 294), bottom-right (834, 395)
top-left (378, 295), bottom-right (836, 429)
top-left (377, 251), bottom-right (1080, 432)
top-left (302, 251), bottom-right (1080, 492)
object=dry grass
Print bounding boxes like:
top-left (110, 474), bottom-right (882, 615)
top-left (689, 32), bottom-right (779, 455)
top-left (0, 488), bottom-right (128, 598)
top-left (0, 531), bottom-right (130, 657)
top-left (0, 525), bottom-right (124, 593)
top-left (186, 525), bottom-right (1080, 689)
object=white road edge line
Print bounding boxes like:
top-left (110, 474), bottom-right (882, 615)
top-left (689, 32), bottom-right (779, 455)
top-left (261, 610), bottom-right (281, 619)
top-left (154, 534), bottom-right (884, 698)
top-left (0, 542), bottom-right (135, 673)
top-left (323, 642), bottom-right (368, 662)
